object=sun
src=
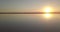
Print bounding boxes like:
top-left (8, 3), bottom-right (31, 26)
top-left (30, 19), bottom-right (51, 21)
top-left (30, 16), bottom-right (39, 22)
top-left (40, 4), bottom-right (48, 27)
top-left (45, 7), bottom-right (51, 12)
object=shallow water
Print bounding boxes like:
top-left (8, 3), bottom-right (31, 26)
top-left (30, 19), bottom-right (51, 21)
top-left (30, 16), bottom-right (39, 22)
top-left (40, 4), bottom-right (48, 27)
top-left (0, 14), bottom-right (60, 32)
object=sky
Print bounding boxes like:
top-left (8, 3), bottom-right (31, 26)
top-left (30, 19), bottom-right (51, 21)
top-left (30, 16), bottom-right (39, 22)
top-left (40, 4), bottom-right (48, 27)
top-left (0, 0), bottom-right (60, 12)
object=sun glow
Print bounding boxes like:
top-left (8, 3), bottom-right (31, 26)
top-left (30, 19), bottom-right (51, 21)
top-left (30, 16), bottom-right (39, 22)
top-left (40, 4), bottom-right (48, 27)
top-left (44, 14), bottom-right (51, 18)
top-left (45, 7), bottom-right (51, 12)
top-left (44, 7), bottom-right (52, 18)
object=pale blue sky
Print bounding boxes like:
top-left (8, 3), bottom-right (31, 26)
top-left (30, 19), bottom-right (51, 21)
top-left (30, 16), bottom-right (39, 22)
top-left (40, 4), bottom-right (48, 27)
top-left (0, 0), bottom-right (60, 12)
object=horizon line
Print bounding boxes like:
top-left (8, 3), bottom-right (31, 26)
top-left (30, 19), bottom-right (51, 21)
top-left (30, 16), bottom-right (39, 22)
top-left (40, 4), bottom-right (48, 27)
top-left (0, 12), bottom-right (60, 14)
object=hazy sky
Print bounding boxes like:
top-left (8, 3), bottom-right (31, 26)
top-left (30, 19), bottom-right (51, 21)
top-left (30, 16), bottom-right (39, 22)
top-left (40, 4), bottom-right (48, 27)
top-left (0, 0), bottom-right (60, 12)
